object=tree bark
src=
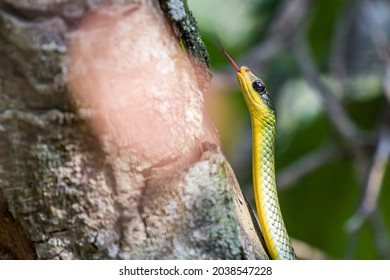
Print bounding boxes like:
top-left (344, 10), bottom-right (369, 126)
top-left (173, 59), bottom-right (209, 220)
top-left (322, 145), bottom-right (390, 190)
top-left (0, 0), bottom-right (268, 259)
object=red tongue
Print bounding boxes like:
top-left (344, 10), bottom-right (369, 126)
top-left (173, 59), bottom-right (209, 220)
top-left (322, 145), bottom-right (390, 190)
top-left (220, 48), bottom-right (240, 72)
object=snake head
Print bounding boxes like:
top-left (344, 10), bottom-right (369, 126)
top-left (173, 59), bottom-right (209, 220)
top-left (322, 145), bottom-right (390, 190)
top-left (220, 47), bottom-right (275, 118)
top-left (237, 67), bottom-right (275, 114)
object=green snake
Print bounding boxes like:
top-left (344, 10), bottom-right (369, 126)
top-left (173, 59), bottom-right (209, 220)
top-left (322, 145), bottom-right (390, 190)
top-left (222, 48), bottom-right (297, 260)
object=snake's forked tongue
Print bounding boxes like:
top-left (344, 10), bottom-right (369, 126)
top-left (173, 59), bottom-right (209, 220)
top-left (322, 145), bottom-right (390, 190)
top-left (220, 48), bottom-right (240, 72)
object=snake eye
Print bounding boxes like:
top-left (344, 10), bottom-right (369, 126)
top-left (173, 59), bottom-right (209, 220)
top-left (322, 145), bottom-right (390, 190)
top-left (252, 80), bottom-right (266, 93)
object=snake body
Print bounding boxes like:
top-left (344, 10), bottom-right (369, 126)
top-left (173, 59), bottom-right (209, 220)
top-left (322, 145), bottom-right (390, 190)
top-left (222, 49), bottom-right (297, 260)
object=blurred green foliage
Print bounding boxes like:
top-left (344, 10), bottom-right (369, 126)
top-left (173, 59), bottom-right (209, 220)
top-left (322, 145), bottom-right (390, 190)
top-left (189, 0), bottom-right (390, 259)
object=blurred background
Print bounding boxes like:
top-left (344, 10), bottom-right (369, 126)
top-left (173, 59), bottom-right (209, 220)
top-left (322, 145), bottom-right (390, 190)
top-left (188, 0), bottom-right (390, 259)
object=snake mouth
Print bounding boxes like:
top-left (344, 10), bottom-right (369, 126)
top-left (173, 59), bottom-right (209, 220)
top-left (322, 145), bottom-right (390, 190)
top-left (237, 72), bottom-right (254, 102)
top-left (237, 70), bottom-right (262, 108)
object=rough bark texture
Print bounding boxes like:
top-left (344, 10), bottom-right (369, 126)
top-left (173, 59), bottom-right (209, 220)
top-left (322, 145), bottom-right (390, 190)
top-left (0, 0), bottom-right (268, 259)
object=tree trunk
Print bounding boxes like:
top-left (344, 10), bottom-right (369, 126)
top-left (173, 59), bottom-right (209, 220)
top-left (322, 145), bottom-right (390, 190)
top-left (0, 0), bottom-right (268, 259)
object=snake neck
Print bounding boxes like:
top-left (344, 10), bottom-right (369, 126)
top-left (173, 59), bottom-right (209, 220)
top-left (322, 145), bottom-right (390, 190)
top-left (251, 113), bottom-right (296, 260)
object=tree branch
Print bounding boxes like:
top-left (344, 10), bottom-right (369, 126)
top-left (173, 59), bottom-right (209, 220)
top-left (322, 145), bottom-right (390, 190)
top-left (277, 144), bottom-right (340, 190)
top-left (292, 39), bottom-right (361, 146)
top-left (346, 110), bottom-right (390, 234)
